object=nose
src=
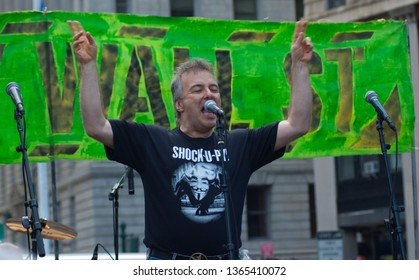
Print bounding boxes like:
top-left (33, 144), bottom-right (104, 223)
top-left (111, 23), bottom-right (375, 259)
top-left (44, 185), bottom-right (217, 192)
top-left (203, 87), bottom-right (216, 100)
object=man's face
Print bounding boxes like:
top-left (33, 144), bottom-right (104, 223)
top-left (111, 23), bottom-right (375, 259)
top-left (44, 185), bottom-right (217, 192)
top-left (185, 163), bottom-right (217, 201)
top-left (176, 70), bottom-right (221, 135)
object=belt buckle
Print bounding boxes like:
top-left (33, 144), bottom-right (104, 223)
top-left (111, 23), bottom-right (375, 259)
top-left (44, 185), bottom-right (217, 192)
top-left (189, 252), bottom-right (207, 260)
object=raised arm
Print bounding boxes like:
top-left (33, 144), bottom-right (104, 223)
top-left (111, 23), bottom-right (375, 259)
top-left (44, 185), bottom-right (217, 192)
top-left (67, 20), bottom-right (114, 149)
top-left (275, 21), bottom-right (313, 151)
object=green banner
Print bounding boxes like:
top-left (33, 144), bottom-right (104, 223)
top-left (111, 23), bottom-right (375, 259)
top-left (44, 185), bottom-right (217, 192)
top-left (0, 11), bottom-right (415, 164)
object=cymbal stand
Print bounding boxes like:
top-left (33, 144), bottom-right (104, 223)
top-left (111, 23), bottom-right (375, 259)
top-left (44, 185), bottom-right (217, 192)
top-left (14, 109), bottom-right (45, 259)
top-left (108, 167), bottom-right (132, 260)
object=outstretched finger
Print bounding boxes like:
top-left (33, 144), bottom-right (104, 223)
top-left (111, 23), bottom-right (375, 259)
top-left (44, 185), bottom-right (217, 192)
top-left (67, 20), bottom-right (83, 36)
top-left (72, 30), bottom-right (84, 42)
top-left (85, 32), bottom-right (96, 46)
top-left (293, 21), bottom-right (308, 42)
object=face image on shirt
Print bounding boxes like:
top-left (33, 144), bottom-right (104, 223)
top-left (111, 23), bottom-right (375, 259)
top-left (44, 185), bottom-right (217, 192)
top-left (172, 162), bottom-right (225, 223)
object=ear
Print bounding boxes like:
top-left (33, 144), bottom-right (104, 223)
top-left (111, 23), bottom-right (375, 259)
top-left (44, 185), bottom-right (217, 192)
top-left (175, 99), bottom-right (184, 113)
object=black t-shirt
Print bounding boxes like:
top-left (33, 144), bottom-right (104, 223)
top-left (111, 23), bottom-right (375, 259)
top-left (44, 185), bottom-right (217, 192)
top-left (105, 120), bottom-right (285, 255)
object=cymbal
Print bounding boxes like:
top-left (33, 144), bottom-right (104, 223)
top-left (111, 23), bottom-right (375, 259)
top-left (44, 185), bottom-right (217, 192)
top-left (5, 218), bottom-right (77, 240)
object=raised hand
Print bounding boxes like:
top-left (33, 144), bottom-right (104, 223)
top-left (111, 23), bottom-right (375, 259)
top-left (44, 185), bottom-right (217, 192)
top-left (291, 21), bottom-right (313, 63)
top-left (67, 20), bottom-right (97, 64)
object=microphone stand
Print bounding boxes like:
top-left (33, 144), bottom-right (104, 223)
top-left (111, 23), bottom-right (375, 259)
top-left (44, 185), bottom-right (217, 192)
top-left (108, 166), bottom-right (132, 260)
top-left (215, 115), bottom-right (239, 260)
top-left (14, 109), bottom-right (45, 259)
top-left (375, 116), bottom-right (406, 260)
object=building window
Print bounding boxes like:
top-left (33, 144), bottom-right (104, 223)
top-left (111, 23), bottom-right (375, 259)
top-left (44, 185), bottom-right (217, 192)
top-left (170, 0), bottom-right (194, 17)
top-left (296, 0), bottom-right (304, 20)
top-left (234, 0), bottom-right (257, 20)
top-left (336, 155), bottom-right (404, 213)
top-left (327, 0), bottom-right (346, 9)
top-left (116, 0), bottom-right (128, 13)
top-left (336, 156), bottom-right (355, 181)
top-left (308, 183), bottom-right (317, 238)
top-left (360, 155), bottom-right (380, 178)
top-left (246, 185), bottom-right (269, 238)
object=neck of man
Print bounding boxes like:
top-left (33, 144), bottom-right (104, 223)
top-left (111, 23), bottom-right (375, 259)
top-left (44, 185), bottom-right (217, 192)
top-left (179, 124), bottom-right (214, 138)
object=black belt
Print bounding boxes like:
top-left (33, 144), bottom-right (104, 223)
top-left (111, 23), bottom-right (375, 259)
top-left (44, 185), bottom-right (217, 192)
top-left (147, 248), bottom-right (229, 260)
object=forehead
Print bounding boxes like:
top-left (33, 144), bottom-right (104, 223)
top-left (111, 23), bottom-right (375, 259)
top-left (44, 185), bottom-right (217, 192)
top-left (181, 70), bottom-right (217, 88)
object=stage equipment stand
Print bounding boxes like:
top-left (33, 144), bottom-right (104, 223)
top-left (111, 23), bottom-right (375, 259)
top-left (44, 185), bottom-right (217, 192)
top-left (375, 116), bottom-right (406, 260)
top-left (49, 157), bottom-right (60, 260)
top-left (108, 166), bottom-right (133, 260)
top-left (14, 106), bottom-right (45, 259)
top-left (215, 114), bottom-right (239, 260)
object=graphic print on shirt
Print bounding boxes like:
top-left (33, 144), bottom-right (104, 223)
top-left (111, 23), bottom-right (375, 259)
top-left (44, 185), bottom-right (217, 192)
top-left (172, 162), bottom-right (225, 223)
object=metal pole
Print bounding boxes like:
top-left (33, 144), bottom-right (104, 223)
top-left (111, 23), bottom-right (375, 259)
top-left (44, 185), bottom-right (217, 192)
top-left (34, 0), bottom-right (50, 256)
top-left (411, 147), bottom-right (419, 259)
top-left (37, 163), bottom-right (49, 255)
top-left (406, 15), bottom-right (419, 260)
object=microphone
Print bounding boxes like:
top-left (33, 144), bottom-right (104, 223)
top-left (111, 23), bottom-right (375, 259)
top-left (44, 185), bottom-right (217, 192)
top-left (127, 167), bottom-right (134, 195)
top-left (365, 91), bottom-right (396, 131)
top-left (91, 244), bottom-right (99, 260)
top-left (204, 100), bottom-right (224, 117)
top-left (6, 82), bottom-right (24, 114)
